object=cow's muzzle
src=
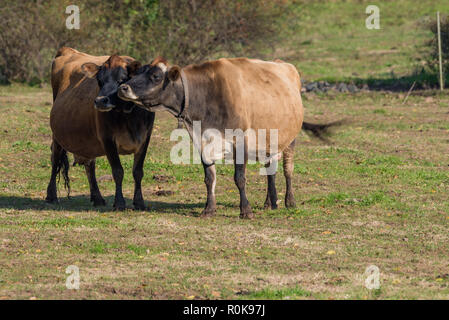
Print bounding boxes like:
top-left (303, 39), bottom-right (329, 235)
top-left (94, 96), bottom-right (114, 112)
top-left (118, 84), bottom-right (149, 109)
top-left (118, 84), bottom-right (138, 101)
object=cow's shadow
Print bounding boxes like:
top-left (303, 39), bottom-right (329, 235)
top-left (0, 195), bottom-right (219, 215)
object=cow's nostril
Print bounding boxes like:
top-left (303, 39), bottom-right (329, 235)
top-left (95, 96), bottom-right (109, 107)
top-left (120, 85), bottom-right (129, 91)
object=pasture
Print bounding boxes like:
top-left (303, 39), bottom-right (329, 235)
top-left (0, 84), bottom-right (448, 299)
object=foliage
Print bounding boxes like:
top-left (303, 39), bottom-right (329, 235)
top-left (0, 0), bottom-right (287, 83)
top-left (0, 1), bottom-right (94, 83)
top-left (426, 14), bottom-right (449, 76)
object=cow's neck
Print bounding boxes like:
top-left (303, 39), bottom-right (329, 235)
top-left (177, 69), bottom-right (190, 121)
top-left (176, 68), bottom-right (214, 133)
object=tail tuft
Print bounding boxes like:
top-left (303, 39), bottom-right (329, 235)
top-left (301, 120), bottom-right (348, 142)
top-left (56, 149), bottom-right (71, 198)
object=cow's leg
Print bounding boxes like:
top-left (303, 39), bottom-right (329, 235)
top-left (103, 139), bottom-right (126, 211)
top-left (46, 140), bottom-right (69, 203)
top-left (84, 159), bottom-right (105, 206)
top-left (132, 136), bottom-right (151, 211)
top-left (283, 139), bottom-right (296, 208)
top-left (234, 162), bottom-right (253, 219)
top-left (264, 165), bottom-right (278, 209)
top-left (177, 118), bottom-right (184, 129)
top-left (201, 162), bottom-right (217, 217)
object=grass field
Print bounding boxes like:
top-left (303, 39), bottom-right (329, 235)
top-left (1, 0), bottom-right (449, 300)
top-left (275, 0), bottom-right (449, 83)
top-left (0, 83), bottom-right (448, 299)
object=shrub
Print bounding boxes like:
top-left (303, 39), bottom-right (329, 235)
top-left (0, 0), bottom-right (287, 84)
top-left (426, 14), bottom-right (449, 76)
top-left (0, 1), bottom-right (95, 83)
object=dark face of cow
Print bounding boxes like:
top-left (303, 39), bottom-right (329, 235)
top-left (118, 58), bottom-right (183, 115)
top-left (81, 55), bottom-right (141, 113)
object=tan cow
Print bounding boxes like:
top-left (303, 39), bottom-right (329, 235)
top-left (46, 47), bottom-right (155, 210)
top-left (118, 57), bottom-right (320, 218)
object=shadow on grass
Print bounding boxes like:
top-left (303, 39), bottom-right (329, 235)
top-left (0, 195), bottom-right (216, 214)
top-left (357, 73), bottom-right (447, 92)
top-left (321, 71), bottom-right (449, 92)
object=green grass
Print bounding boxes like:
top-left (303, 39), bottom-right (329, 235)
top-left (273, 0), bottom-right (449, 84)
top-left (2, 0), bottom-right (449, 299)
top-left (86, 241), bottom-right (119, 254)
top-left (244, 286), bottom-right (312, 299)
top-left (1, 83), bottom-right (448, 300)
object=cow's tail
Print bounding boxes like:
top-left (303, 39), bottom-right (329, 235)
top-left (57, 149), bottom-right (71, 198)
top-left (301, 120), bottom-right (347, 142)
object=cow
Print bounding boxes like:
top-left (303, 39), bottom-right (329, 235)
top-left (117, 57), bottom-right (319, 219)
top-left (46, 47), bottom-right (155, 211)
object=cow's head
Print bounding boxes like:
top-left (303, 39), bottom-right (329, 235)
top-left (81, 55), bottom-right (141, 112)
top-left (118, 57), bottom-right (183, 115)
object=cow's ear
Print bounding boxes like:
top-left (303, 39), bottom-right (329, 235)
top-left (167, 65), bottom-right (181, 82)
top-left (127, 61), bottom-right (141, 77)
top-left (81, 62), bottom-right (100, 78)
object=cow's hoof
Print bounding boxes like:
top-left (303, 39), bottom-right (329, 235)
top-left (133, 202), bottom-right (146, 211)
top-left (113, 202), bottom-right (126, 211)
top-left (201, 208), bottom-right (216, 217)
top-left (263, 199), bottom-right (271, 209)
top-left (239, 208), bottom-right (254, 219)
top-left (45, 197), bottom-right (58, 204)
top-left (285, 193), bottom-right (296, 208)
top-left (92, 198), bottom-right (106, 207)
top-left (285, 199), bottom-right (296, 208)
top-left (264, 198), bottom-right (278, 210)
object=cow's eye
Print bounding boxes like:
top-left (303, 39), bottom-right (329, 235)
top-left (152, 74), bottom-right (162, 82)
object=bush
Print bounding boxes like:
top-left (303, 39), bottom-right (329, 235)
top-left (426, 14), bottom-right (449, 76)
top-left (0, 0), bottom-right (287, 84)
top-left (0, 1), bottom-right (95, 83)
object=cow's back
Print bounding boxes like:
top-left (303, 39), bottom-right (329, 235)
top-left (186, 58), bottom-right (304, 153)
top-left (50, 48), bottom-right (109, 159)
top-left (51, 47), bottom-right (108, 101)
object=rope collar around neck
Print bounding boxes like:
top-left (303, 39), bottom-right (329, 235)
top-left (177, 69), bottom-right (189, 120)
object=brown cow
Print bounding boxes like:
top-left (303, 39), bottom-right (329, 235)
top-left (46, 47), bottom-right (155, 210)
top-left (118, 57), bottom-right (308, 218)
